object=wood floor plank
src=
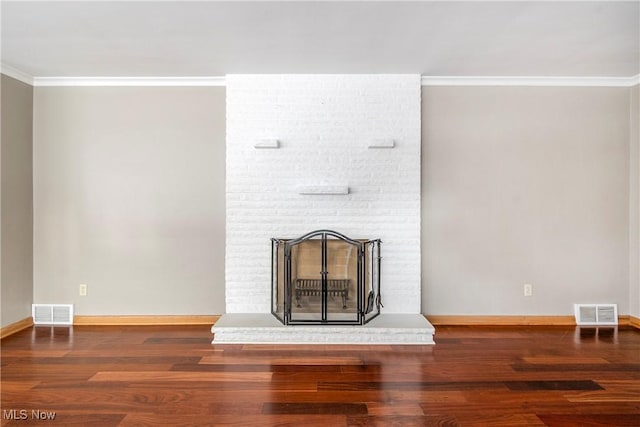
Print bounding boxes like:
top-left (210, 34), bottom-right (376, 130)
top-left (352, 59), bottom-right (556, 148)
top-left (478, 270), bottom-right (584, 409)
top-left (120, 413), bottom-right (348, 427)
top-left (2, 363), bottom-right (175, 374)
top-left (462, 389), bottom-right (574, 403)
top-left (538, 414), bottom-right (640, 426)
top-left (505, 380), bottom-right (604, 391)
top-left (262, 402), bottom-right (368, 415)
top-left (199, 355), bottom-right (364, 365)
top-left (566, 390), bottom-right (640, 402)
top-left (209, 401), bottom-right (263, 415)
top-left (422, 400), bottom-right (640, 416)
top-left (318, 380), bottom-right (510, 392)
top-left (594, 379), bottom-right (640, 392)
top-left (1, 388), bottom-right (204, 409)
top-left (170, 363), bottom-right (274, 372)
top-left (0, 350), bottom-right (70, 357)
top-left (269, 357), bottom-right (365, 365)
top-left (88, 371), bottom-right (273, 382)
top-left (346, 414), bottom-right (459, 427)
top-left (119, 381), bottom-right (318, 391)
top-left (64, 349), bottom-right (219, 358)
top-left (365, 402), bottom-right (425, 416)
top-left (240, 344), bottom-right (394, 352)
top-left (143, 337), bottom-right (212, 345)
top-left (512, 363), bottom-right (640, 372)
top-left (521, 356), bottom-right (611, 364)
top-left (388, 390), bottom-right (469, 404)
top-left (454, 413), bottom-right (547, 426)
top-left (1, 355), bottom-right (202, 365)
top-left (0, 381), bottom-right (40, 392)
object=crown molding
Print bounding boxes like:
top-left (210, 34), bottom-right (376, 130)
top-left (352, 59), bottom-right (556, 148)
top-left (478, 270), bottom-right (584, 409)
top-left (421, 75), bottom-right (640, 87)
top-left (33, 74), bottom-right (640, 87)
top-left (33, 76), bottom-right (227, 87)
top-left (0, 64), bottom-right (34, 85)
top-left (2, 64), bottom-right (638, 88)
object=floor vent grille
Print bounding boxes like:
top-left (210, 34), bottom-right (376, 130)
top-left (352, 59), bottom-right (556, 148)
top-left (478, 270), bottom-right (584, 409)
top-left (574, 304), bottom-right (617, 326)
top-left (32, 304), bottom-right (74, 325)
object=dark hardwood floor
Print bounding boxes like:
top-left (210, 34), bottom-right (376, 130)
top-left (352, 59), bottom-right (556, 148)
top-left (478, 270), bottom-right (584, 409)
top-left (1, 324), bottom-right (639, 426)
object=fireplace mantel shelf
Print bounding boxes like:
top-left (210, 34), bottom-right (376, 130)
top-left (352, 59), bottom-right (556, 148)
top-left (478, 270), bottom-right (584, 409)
top-left (211, 313), bottom-right (435, 345)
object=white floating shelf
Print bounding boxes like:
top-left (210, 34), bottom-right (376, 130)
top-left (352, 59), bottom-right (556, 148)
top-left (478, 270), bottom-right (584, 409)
top-left (368, 139), bottom-right (395, 149)
top-left (254, 139), bottom-right (280, 149)
top-left (298, 185), bottom-right (350, 195)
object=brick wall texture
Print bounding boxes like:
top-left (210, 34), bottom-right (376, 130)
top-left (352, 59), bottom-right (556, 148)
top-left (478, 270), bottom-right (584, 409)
top-left (226, 75), bottom-right (421, 313)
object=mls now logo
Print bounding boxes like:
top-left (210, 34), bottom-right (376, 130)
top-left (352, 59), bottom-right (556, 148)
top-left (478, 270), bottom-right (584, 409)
top-left (3, 409), bottom-right (56, 421)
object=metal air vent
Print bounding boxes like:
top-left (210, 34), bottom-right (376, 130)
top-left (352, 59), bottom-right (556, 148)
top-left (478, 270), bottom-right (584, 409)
top-left (574, 304), bottom-right (617, 326)
top-left (32, 304), bottom-right (74, 325)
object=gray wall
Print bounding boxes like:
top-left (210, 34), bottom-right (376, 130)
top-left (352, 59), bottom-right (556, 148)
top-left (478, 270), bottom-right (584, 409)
top-left (1, 74), bottom-right (34, 327)
top-left (33, 87), bottom-right (226, 315)
top-left (630, 85), bottom-right (640, 318)
top-left (421, 86), bottom-right (631, 315)
top-left (29, 84), bottom-right (637, 318)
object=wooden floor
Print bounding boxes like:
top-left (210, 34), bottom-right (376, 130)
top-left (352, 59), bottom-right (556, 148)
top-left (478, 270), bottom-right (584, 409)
top-left (1, 325), bottom-right (639, 426)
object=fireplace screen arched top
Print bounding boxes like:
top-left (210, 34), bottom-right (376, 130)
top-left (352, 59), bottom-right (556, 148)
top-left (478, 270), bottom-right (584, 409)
top-left (271, 230), bottom-right (381, 325)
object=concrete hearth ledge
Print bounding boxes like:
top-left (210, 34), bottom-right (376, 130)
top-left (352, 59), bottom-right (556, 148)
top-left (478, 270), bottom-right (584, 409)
top-left (211, 313), bottom-right (435, 345)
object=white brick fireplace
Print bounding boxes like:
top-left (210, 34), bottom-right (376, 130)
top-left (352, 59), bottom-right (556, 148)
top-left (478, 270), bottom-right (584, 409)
top-left (213, 74), bottom-right (434, 344)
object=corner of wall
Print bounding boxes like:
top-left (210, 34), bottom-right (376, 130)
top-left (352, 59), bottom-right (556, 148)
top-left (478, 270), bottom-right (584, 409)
top-left (0, 73), bottom-right (34, 328)
top-left (630, 84), bottom-right (640, 318)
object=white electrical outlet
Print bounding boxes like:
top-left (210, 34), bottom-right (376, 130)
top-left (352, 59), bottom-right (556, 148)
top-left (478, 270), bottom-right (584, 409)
top-left (524, 283), bottom-right (533, 297)
top-left (79, 284), bottom-right (88, 296)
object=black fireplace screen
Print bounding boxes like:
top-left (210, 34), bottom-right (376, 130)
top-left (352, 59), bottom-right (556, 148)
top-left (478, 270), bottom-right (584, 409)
top-left (271, 230), bottom-right (381, 325)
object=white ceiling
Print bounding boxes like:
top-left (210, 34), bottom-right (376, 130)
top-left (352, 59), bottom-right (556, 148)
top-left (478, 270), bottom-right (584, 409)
top-left (1, 1), bottom-right (639, 79)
